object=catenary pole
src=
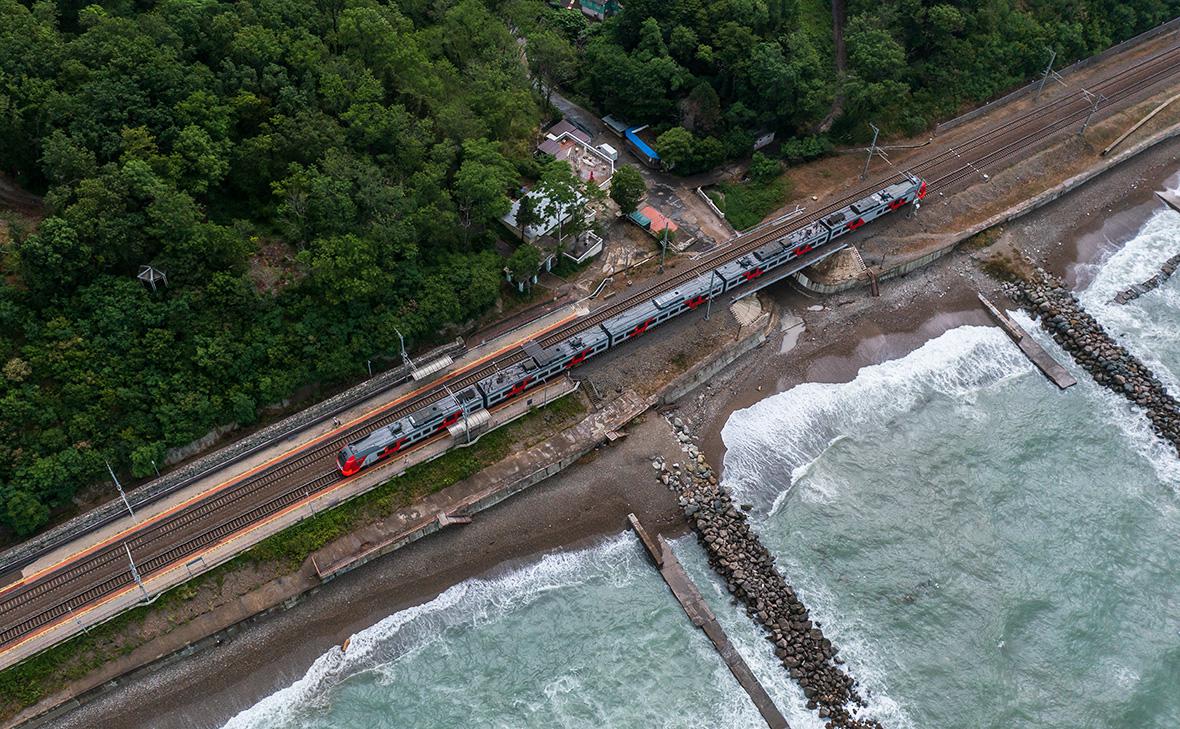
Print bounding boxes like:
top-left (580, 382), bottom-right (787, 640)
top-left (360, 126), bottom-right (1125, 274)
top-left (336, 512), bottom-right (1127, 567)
top-left (124, 543), bottom-right (149, 601)
top-left (107, 461), bottom-right (135, 520)
top-left (1035, 48), bottom-right (1057, 101)
top-left (860, 123), bottom-right (880, 181)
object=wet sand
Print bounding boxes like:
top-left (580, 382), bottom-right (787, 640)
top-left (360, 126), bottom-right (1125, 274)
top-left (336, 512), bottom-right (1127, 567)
top-left (52, 138), bottom-right (1180, 729)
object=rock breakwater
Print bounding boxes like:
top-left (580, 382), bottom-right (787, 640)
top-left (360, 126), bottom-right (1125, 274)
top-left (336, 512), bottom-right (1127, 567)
top-left (1009, 271), bottom-right (1180, 453)
top-left (655, 417), bottom-right (882, 729)
top-left (1111, 251), bottom-right (1180, 305)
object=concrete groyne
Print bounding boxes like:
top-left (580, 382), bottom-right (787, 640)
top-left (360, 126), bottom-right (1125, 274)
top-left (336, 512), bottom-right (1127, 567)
top-left (1009, 271), bottom-right (1180, 453)
top-left (655, 420), bottom-right (881, 729)
top-left (629, 514), bottom-right (790, 729)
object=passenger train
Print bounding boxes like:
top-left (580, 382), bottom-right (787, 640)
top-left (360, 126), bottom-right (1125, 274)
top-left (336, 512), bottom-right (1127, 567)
top-left (337, 175), bottom-right (927, 476)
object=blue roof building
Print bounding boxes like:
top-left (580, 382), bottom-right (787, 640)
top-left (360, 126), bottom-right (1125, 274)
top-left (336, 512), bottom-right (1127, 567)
top-left (624, 125), bottom-right (661, 168)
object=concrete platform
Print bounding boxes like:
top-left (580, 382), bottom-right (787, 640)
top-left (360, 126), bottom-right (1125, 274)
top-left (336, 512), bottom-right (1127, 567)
top-left (978, 293), bottom-right (1077, 389)
top-left (629, 514), bottom-right (790, 729)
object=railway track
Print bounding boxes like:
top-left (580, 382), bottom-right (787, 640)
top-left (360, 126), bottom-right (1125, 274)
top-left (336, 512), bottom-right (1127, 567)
top-left (2, 39), bottom-right (1179, 660)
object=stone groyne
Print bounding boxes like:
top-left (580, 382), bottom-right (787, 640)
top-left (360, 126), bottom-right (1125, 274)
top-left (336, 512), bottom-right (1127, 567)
top-left (1111, 251), bottom-right (1180, 305)
top-left (656, 419), bottom-right (881, 729)
top-left (1009, 271), bottom-right (1180, 452)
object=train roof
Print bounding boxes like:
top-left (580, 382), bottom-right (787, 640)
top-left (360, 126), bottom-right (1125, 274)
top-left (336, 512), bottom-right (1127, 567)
top-left (715, 255), bottom-right (756, 280)
top-left (753, 240), bottom-right (786, 261)
top-left (823, 207), bottom-right (852, 227)
top-left (850, 192), bottom-right (885, 214)
top-left (522, 339), bottom-right (554, 369)
top-left (601, 300), bottom-right (659, 334)
top-left (652, 275), bottom-right (711, 309)
top-left (408, 394), bottom-right (458, 427)
top-left (454, 386), bottom-right (482, 409)
top-left (478, 362), bottom-right (531, 391)
top-left (881, 179), bottom-right (915, 199)
top-left (546, 326), bottom-right (610, 358)
top-left (351, 420), bottom-right (407, 452)
top-left (785, 222), bottom-right (827, 245)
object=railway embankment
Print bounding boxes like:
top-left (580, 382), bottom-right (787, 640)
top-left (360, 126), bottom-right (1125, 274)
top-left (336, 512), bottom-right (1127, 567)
top-left (653, 418), bottom-right (880, 729)
top-left (0, 338), bottom-right (466, 583)
top-left (1009, 269), bottom-right (1180, 454)
top-left (4, 304), bottom-right (777, 729)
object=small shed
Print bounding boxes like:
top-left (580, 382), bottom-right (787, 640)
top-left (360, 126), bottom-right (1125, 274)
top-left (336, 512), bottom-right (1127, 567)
top-left (753, 130), bottom-right (776, 151)
top-left (627, 205), bottom-right (677, 238)
top-left (627, 210), bottom-right (651, 229)
top-left (602, 115), bottom-right (629, 138)
top-left (544, 119), bottom-right (591, 145)
top-left (625, 126), bottom-right (660, 168)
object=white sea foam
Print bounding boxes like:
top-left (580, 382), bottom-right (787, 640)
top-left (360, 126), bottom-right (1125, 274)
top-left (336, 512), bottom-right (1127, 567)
top-left (1077, 204), bottom-right (1180, 394)
top-left (1011, 309), bottom-right (1180, 486)
top-left (720, 325), bottom-right (1032, 508)
top-left (221, 535), bottom-right (643, 729)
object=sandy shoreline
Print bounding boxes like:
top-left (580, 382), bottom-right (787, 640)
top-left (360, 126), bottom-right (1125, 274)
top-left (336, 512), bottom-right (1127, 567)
top-left (50, 137), bottom-right (1180, 728)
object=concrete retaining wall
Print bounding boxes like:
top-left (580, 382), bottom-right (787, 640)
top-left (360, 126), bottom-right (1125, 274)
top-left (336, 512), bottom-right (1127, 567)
top-left (659, 307), bottom-right (773, 405)
top-left (797, 120), bottom-right (1180, 296)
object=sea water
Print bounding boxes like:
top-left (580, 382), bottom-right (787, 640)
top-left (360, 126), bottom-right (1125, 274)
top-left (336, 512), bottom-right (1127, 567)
top-left (221, 535), bottom-right (768, 729)
top-left (225, 191), bottom-right (1180, 729)
top-left (716, 195), bottom-right (1180, 728)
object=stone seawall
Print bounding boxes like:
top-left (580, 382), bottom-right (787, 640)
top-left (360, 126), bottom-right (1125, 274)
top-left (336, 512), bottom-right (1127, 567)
top-left (658, 302), bottom-right (773, 405)
top-left (1009, 271), bottom-right (1180, 453)
top-left (655, 418), bottom-right (881, 729)
top-left (1111, 251), bottom-right (1180, 304)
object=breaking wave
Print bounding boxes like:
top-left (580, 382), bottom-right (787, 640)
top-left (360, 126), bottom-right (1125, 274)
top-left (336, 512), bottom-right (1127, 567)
top-left (719, 325), bottom-right (1032, 508)
top-left (222, 536), bottom-right (644, 729)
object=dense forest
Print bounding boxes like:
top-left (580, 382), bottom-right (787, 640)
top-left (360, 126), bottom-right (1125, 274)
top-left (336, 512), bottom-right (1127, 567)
top-left (0, 0), bottom-right (561, 537)
top-left (570, 0), bottom-right (1180, 172)
top-left (0, 0), bottom-right (1177, 538)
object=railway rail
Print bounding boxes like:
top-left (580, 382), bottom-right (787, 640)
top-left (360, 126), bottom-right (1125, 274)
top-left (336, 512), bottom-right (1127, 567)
top-left (2, 38), bottom-right (1179, 663)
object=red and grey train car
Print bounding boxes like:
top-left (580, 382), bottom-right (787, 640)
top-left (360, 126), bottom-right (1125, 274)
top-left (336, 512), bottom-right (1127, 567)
top-left (337, 174), bottom-right (926, 476)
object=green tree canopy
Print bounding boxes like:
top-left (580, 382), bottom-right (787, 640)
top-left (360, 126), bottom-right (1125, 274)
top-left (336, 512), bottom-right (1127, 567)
top-left (609, 165), bottom-right (646, 215)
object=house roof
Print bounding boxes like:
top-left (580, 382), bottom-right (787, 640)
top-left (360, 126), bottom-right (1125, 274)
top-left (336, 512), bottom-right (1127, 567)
top-left (602, 114), bottom-right (629, 134)
top-left (638, 205), bottom-right (677, 233)
top-left (501, 187), bottom-right (587, 240)
top-left (545, 119), bottom-right (591, 145)
top-left (536, 132), bottom-right (614, 187)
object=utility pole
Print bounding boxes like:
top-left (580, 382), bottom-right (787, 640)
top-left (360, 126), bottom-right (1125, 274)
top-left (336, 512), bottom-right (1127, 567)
top-left (659, 227), bottom-right (668, 274)
top-left (124, 543), bottom-right (149, 601)
top-left (860, 123), bottom-right (880, 181)
top-left (1079, 90), bottom-right (1104, 135)
top-left (395, 327), bottom-right (416, 372)
top-left (107, 462), bottom-right (135, 521)
top-left (366, 360), bottom-right (373, 378)
top-left (1034, 48), bottom-right (1057, 101)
